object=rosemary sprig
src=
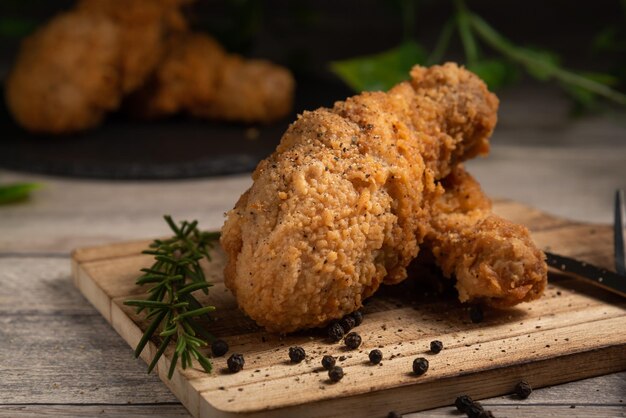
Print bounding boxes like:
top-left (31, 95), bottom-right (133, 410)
top-left (124, 215), bottom-right (220, 379)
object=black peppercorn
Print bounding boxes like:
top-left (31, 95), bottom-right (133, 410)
top-left (227, 353), bottom-right (245, 373)
top-left (344, 332), bottom-right (362, 349)
top-left (466, 402), bottom-right (484, 418)
top-left (368, 349), bottom-right (383, 364)
top-left (412, 357), bottom-right (429, 375)
top-left (288, 346), bottom-right (306, 363)
top-left (211, 339), bottom-right (229, 357)
top-left (469, 305), bottom-right (484, 323)
top-left (321, 355), bottom-right (336, 370)
top-left (387, 411), bottom-right (402, 418)
top-left (327, 322), bottom-right (345, 343)
top-left (478, 410), bottom-right (495, 418)
top-left (351, 310), bottom-right (363, 326)
top-left (339, 315), bottom-right (356, 332)
top-left (328, 366), bottom-right (344, 382)
top-left (455, 394), bottom-right (475, 413)
top-left (430, 340), bottom-right (443, 354)
top-left (514, 380), bottom-right (532, 399)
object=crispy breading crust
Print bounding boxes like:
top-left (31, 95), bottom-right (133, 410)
top-left (426, 165), bottom-right (547, 307)
top-left (221, 63), bottom-right (515, 332)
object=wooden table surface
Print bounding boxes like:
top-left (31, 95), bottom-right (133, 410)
top-left (1, 86), bottom-right (625, 417)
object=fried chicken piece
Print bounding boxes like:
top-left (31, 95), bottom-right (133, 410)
top-left (130, 33), bottom-right (295, 123)
top-left (426, 165), bottom-right (547, 307)
top-left (6, 0), bottom-right (187, 134)
top-left (77, 0), bottom-right (189, 93)
top-left (221, 63), bottom-right (501, 332)
top-left (7, 0), bottom-right (292, 133)
top-left (5, 11), bottom-right (122, 134)
top-left (126, 33), bottom-right (225, 118)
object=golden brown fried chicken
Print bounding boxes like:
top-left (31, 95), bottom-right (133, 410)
top-left (77, 0), bottom-right (189, 93)
top-left (426, 165), bottom-right (547, 307)
top-left (5, 11), bottom-right (122, 134)
top-left (126, 33), bottom-right (225, 118)
top-left (130, 33), bottom-right (295, 123)
top-left (6, 0), bottom-right (187, 134)
top-left (221, 63), bottom-right (522, 333)
top-left (6, 0), bottom-right (293, 133)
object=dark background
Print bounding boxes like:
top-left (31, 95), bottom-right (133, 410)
top-left (1, 0), bottom-right (621, 77)
top-left (0, 0), bottom-right (623, 179)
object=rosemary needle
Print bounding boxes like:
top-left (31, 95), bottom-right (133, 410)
top-left (124, 215), bottom-right (219, 379)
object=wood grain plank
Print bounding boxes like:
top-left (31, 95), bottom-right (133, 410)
top-left (191, 318), bottom-right (626, 415)
top-left (5, 256), bottom-right (619, 411)
top-left (107, 284), bottom-right (621, 394)
top-left (0, 405), bottom-right (190, 418)
top-left (199, 345), bottom-right (624, 417)
top-left (70, 202), bottom-right (626, 417)
top-left (1, 403), bottom-right (624, 418)
top-left (0, 172), bottom-right (250, 254)
top-left (0, 258), bottom-right (177, 404)
top-left (72, 240), bottom-right (153, 264)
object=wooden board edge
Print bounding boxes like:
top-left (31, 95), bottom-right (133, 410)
top-left (71, 239), bottom-right (155, 264)
top-left (73, 261), bottom-right (112, 323)
top-left (196, 344), bottom-right (626, 418)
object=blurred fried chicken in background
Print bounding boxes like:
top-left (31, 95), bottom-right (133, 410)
top-left (128, 33), bottom-right (294, 123)
top-left (77, 0), bottom-right (190, 94)
top-left (5, 0), bottom-right (294, 134)
top-left (5, 11), bottom-right (122, 134)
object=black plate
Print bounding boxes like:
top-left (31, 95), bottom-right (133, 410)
top-left (0, 77), bottom-right (351, 180)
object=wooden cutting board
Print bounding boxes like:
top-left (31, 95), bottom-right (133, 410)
top-left (71, 200), bottom-right (626, 418)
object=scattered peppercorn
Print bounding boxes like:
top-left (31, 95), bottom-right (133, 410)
top-left (514, 380), bottom-right (532, 399)
top-left (412, 357), bottom-right (429, 375)
top-left (321, 355), bottom-right (336, 370)
top-left (351, 311), bottom-right (364, 326)
top-left (327, 322), bottom-right (345, 343)
top-left (466, 402), bottom-right (484, 418)
top-left (344, 332), bottom-right (362, 349)
top-left (328, 366), bottom-right (344, 382)
top-left (469, 305), bottom-right (484, 323)
top-left (478, 410), bottom-right (495, 418)
top-left (288, 346), bottom-right (306, 363)
top-left (227, 353), bottom-right (245, 373)
top-left (369, 349), bottom-right (383, 364)
top-left (211, 339), bottom-right (229, 357)
top-left (339, 315), bottom-right (356, 332)
top-left (455, 395), bottom-right (475, 413)
top-left (387, 411), bottom-right (402, 418)
top-left (430, 340), bottom-right (443, 354)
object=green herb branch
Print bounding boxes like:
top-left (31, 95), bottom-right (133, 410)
top-left (124, 216), bottom-right (220, 379)
top-left (331, 0), bottom-right (626, 110)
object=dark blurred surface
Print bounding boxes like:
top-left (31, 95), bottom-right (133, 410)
top-left (1, 0), bottom-right (621, 76)
top-left (0, 78), bottom-right (352, 179)
top-left (0, 0), bottom-right (622, 179)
